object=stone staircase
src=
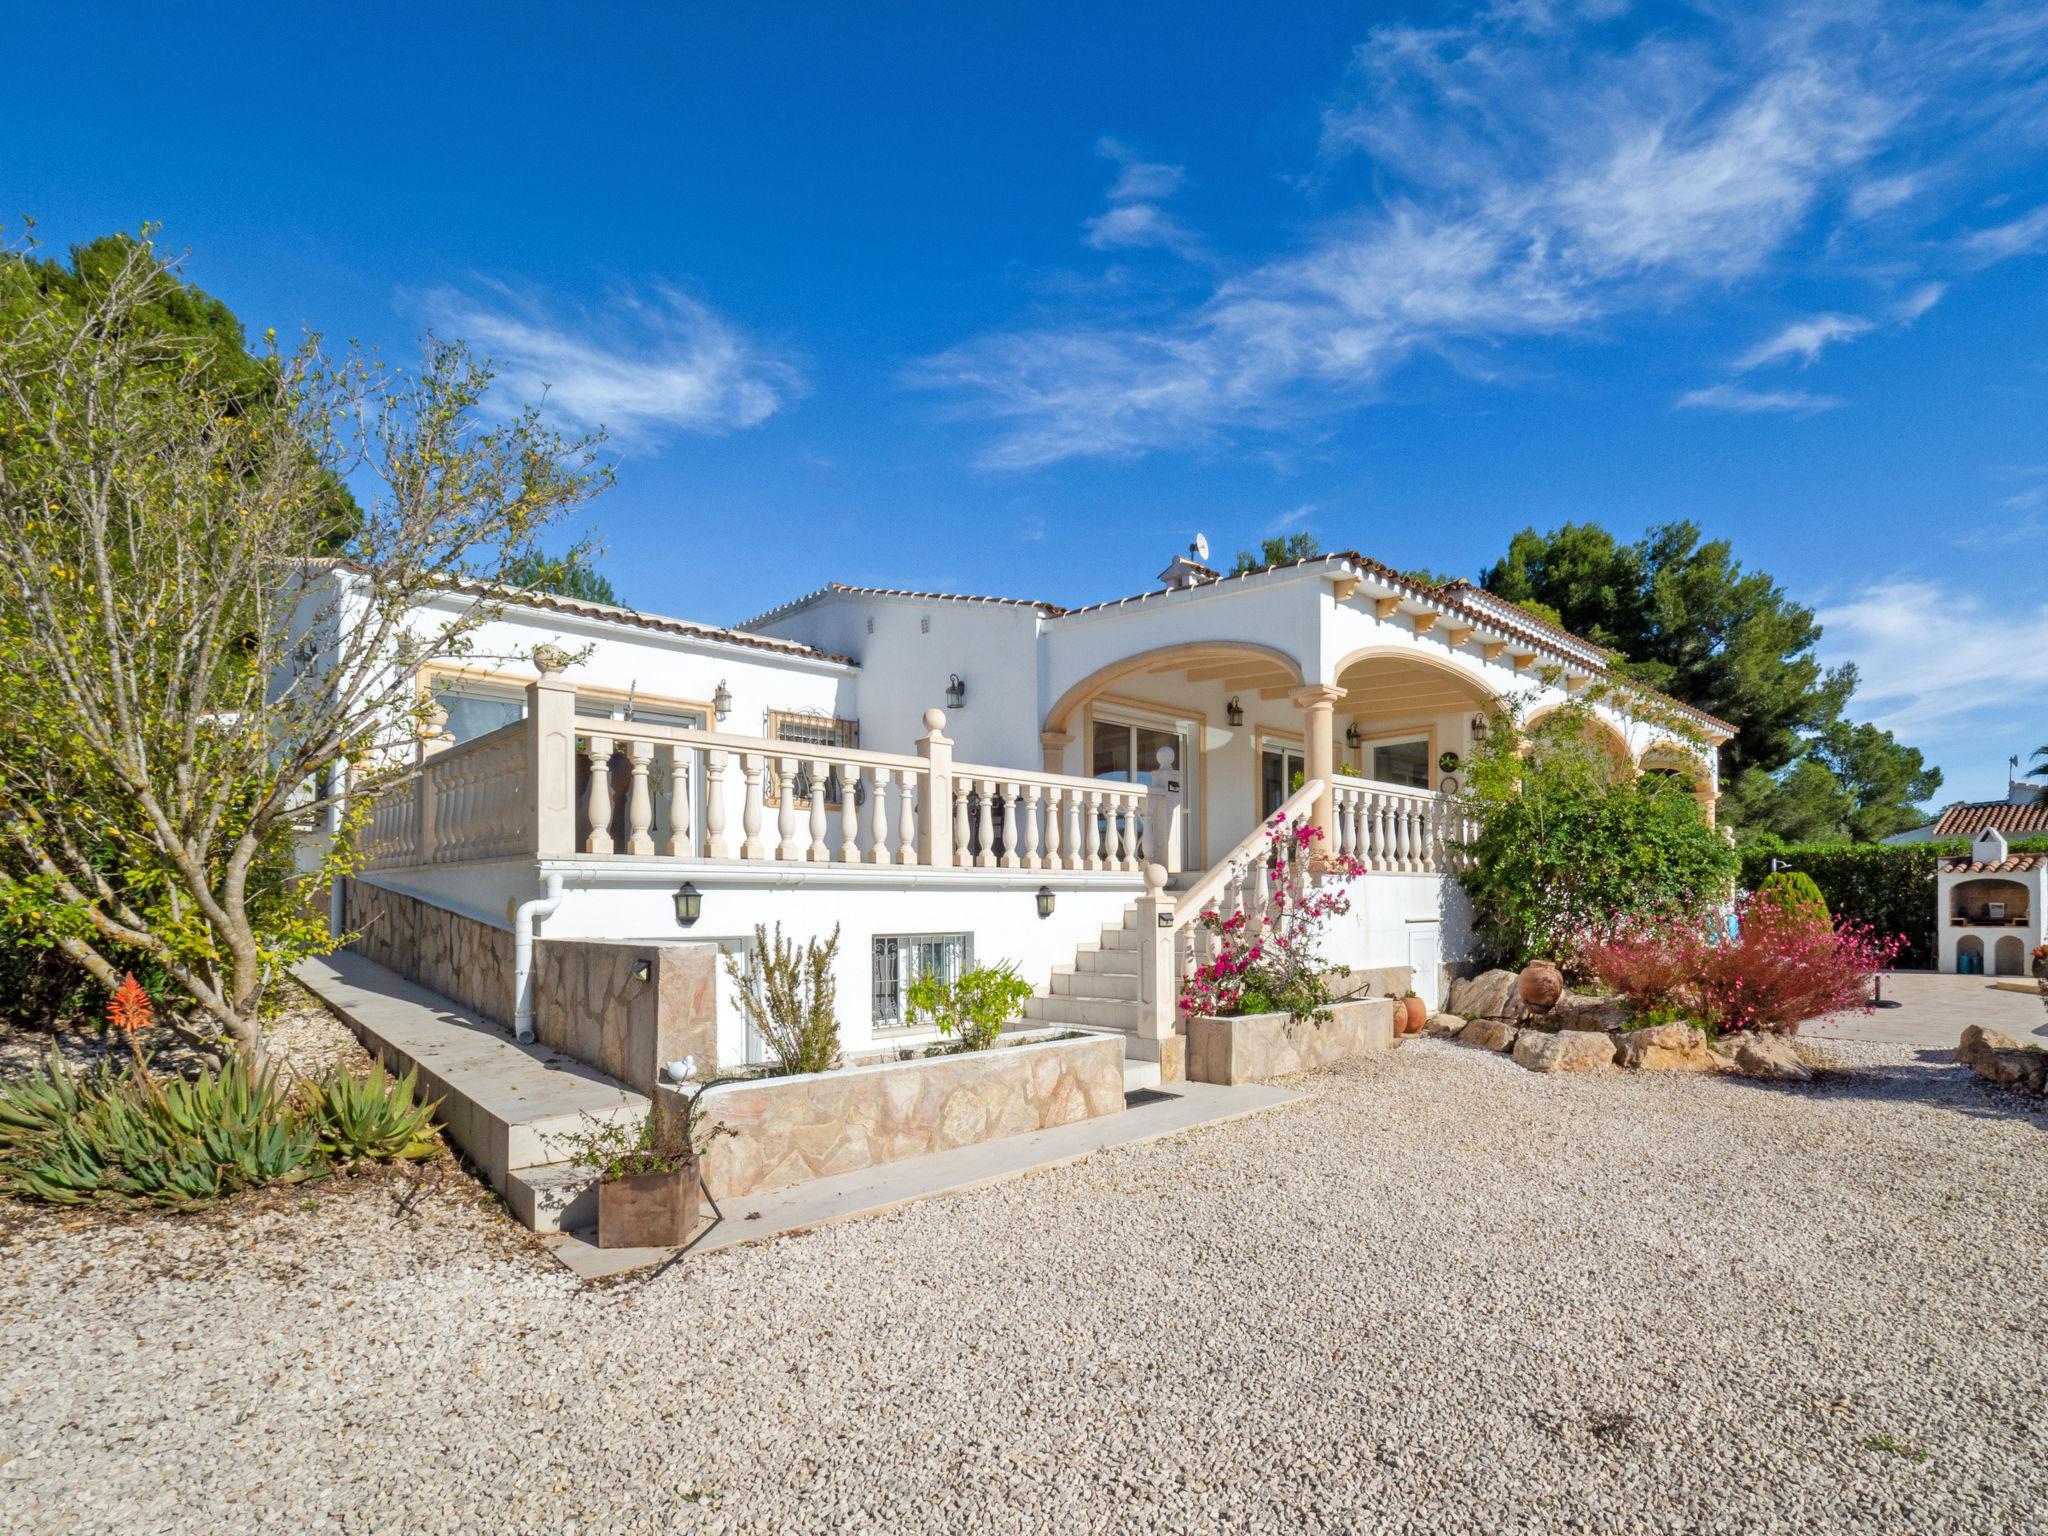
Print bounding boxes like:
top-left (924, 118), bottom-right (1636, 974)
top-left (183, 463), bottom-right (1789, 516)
top-left (1022, 904), bottom-right (1176, 1092)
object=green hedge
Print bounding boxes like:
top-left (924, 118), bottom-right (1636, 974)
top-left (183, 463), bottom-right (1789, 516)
top-left (1738, 837), bottom-right (2048, 969)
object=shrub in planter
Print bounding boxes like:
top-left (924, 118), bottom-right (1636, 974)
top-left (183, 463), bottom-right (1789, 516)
top-left (907, 961), bottom-right (1034, 1051)
top-left (722, 923), bottom-right (842, 1076)
top-left (549, 1085), bottom-right (731, 1249)
top-left (1178, 817), bottom-right (1365, 1024)
top-left (1755, 870), bottom-right (1830, 930)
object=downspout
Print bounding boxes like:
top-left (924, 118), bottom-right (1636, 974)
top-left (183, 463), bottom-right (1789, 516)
top-left (512, 873), bottom-right (566, 1044)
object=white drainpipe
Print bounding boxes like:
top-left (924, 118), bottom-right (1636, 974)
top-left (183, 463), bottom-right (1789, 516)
top-left (512, 873), bottom-right (566, 1045)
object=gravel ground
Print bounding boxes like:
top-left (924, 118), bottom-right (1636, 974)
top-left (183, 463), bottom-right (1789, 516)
top-left (2, 1037), bottom-right (2044, 1534)
top-left (0, 988), bottom-right (361, 1085)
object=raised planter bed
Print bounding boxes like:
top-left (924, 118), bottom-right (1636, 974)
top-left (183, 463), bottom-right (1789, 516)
top-left (1185, 997), bottom-right (1396, 1085)
top-left (657, 1029), bottom-right (1126, 1200)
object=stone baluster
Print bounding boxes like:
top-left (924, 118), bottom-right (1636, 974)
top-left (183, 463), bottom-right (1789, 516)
top-left (739, 752), bottom-right (765, 860)
top-left (836, 764), bottom-right (860, 863)
top-left (806, 757), bottom-right (831, 862)
top-left (897, 768), bottom-right (919, 866)
top-left (1041, 786), bottom-right (1062, 871)
top-left (1019, 783), bottom-right (1042, 870)
top-left (702, 750), bottom-right (727, 858)
top-left (976, 777), bottom-right (998, 870)
top-left (1373, 792), bottom-right (1391, 871)
top-left (1078, 789), bottom-right (1099, 871)
top-left (999, 782), bottom-right (1023, 869)
top-left (664, 750), bottom-right (692, 857)
top-left (626, 741), bottom-right (655, 855)
top-left (774, 756), bottom-right (802, 860)
top-left (583, 735), bottom-right (614, 855)
top-left (953, 778), bottom-right (973, 868)
top-left (1062, 788), bottom-right (1083, 872)
top-left (864, 767), bottom-right (890, 864)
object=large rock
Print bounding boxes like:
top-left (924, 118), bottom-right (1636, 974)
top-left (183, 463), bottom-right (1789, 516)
top-left (1424, 1011), bottom-right (1467, 1039)
top-left (1517, 961), bottom-right (1565, 1010)
top-left (1512, 1028), bottom-right (1614, 1073)
top-left (1446, 969), bottom-right (1527, 1022)
top-left (1733, 1033), bottom-right (1812, 1083)
top-left (1957, 1025), bottom-right (2048, 1094)
top-left (1457, 1017), bottom-right (1519, 1052)
top-left (1614, 1022), bottom-right (1714, 1071)
top-left (1550, 993), bottom-right (1630, 1032)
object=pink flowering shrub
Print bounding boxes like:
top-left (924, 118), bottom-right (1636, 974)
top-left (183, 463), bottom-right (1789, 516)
top-left (1574, 892), bottom-right (1904, 1036)
top-left (1178, 817), bottom-right (1366, 1022)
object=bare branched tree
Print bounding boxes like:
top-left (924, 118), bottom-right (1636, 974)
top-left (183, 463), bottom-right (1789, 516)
top-left (0, 231), bottom-right (610, 1061)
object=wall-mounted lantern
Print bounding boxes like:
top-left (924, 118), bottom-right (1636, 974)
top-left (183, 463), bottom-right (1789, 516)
top-left (1344, 721), bottom-right (1362, 751)
top-left (1225, 695), bottom-right (1244, 727)
top-left (1035, 885), bottom-right (1055, 920)
top-left (1470, 712), bottom-right (1488, 738)
top-left (713, 681), bottom-right (732, 723)
top-left (945, 673), bottom-right (967, 710)
top-left (673, 881), bottom-right (702, 928)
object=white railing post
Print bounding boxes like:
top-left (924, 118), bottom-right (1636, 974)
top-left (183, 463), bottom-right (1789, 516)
top-left (867, 767), bottom-right (892, 865)
top-left (739, 752), bottom-right (766, 860)
top-left (525, 654), bottom-right (577, 858)
top-left (839, 766), bottom-right (862, 864)
top-left (1019, 783), bottom-right (1042, 870)
top-left (703, 750), bottom-right (729, 858)
top-left (1146, 746), bottom-right (1185, 877)
top-left (583, 734), bottom-right (615, 856)
top-left (807, 757), bottom-right (831, 862)
top-left (976, 778), bottom-right (998, 870)
top-left (775, 756), bottom-right (802, 861)
top-left (916, 708), bottom-right (954, 869)
top-left (1134, 864), bottom-right (1178, 1042)
top-left (626, 741), bottom-right (655, 855)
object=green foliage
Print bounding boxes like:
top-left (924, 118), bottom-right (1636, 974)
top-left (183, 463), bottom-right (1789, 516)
top-left (499, 547), bottom-right (618, 605)
top-left (1756, 870), bottom-right (1830, 928)
top-left (297, 1060), bottom-right (440, 1163)
top-left (1738, 837), bottom-right (2048, 969)
top-left (0, 1050), bottom-right (439, 1207)
top-left (1229, 532), bottom-right (1319, 574)
top-left (1481, 521), bottom-right (1940, 843)
top-left (722, 923), bottom-right (842, 1076)
top-left (1456, 700), bottom-right (1738, 967)
top-left (907, 961), bottom-right (1034, 1051)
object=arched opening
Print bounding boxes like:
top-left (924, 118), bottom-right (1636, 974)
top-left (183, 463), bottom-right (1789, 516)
top-left (1525, 703), bottom-right (1637, 778)
top-left (1994, 936), bottom-right (2026, 976)
top-left (1950, 877), bottom-right (2031, 929)
top-left (1955, 934), bottom-right (1985, 973)
top-left (1330, 647), bottom-right (1508, 792)
top-left (1042, 641), bottom-right (1309, 869)
top-left (1637, 738), bottom-right (1718, 825)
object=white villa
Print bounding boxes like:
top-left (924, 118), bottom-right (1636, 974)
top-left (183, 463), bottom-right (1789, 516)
top-left (324, 547), bottom-right (1730, 1087)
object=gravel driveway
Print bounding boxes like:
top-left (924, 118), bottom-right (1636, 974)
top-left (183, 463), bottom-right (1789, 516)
top-left (2, 1033), bottom-right (2044, 1534)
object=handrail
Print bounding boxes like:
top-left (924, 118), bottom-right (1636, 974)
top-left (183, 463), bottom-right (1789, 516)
top-left (1173, 777), bottom-right (1324, 928)
top-left (579, 719), bottom-right (930, 775)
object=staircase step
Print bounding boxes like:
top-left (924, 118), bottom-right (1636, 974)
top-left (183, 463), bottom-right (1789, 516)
top-left (1048, 966), bottom-right (1141, 1001)
top-left (1097, 924), bottom-right (1143, 951)
top-left (1022, 994), bottom-right (1145, 1030)
top-left (1072, 944), bottom-right (1141, 976)
top-left (1122, 1059), bottom-right (1162, 1093)
top-left (505, 1161), bottom-right (601, 1235)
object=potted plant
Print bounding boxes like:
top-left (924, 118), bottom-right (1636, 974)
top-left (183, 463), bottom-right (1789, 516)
top-left (551, 1082), bottom-right (731, 1249)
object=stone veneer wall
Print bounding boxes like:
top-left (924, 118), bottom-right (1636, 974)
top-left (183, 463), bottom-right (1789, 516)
top-left (660, 1032), bottom-right (1125, 1200)
top-left (1186, 997), bottom-right (1396, 1085)
top-left (342, 878), bottom-right (514, 1029)
top-left (533, 941), bottom-right (718, 1094)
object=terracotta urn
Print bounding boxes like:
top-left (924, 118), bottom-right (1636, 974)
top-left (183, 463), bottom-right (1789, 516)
top-left (1401, 995), bottom-right (1428, 1034)
top-left (1517, 960), bottom-right (1564, 1010)
top-left (597, 1160), bottom-right (700, 1249)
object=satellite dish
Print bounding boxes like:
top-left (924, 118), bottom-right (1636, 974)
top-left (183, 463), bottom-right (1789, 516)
top-left (1191, 532), bottom-right (1210, 562)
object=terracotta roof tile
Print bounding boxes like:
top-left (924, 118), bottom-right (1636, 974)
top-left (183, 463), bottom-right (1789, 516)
top-left (741, 582), bottom-right (1065, 627)
top-left (1941, 853), bottom-right (2048, 873)
top-left (1932, 801), bottom-right (2048, 838)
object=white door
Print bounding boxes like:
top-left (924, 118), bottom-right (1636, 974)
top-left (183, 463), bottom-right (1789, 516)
top-left (1406, 923), bottom-right (1441, 1012)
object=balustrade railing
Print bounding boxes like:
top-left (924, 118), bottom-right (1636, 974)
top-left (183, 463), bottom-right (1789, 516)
top-left (357, 721), bottom-right (528, 869)
top-left (1328, 776), bottom-right (1471, 875)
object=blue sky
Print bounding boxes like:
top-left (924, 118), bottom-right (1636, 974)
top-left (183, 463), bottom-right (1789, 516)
top-left (9, 1), bottom-right (2047, 805)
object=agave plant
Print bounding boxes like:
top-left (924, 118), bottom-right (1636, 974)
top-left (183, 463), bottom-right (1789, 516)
top-left (298, 1061), bottom-right (440, 1164)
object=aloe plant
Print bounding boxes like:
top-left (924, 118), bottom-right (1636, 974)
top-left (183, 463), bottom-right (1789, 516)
top-left (298, 1061), bottom-right (440, 1163)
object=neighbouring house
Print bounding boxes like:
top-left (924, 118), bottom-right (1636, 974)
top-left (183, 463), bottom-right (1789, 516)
top-left (1937, 828), bottom-right (2047, 977)
top-left (306, 546), bottom-right (1731, 1086)
top-left (1885, 780), bottom-right (2048, 845)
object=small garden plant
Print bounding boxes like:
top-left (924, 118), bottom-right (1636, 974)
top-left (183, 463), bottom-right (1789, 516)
top-left (1179, 816), bottom-right (1365, 1023)
top-left (722, 923), bottom-right (842, 1076)
top-left (906, 961), bottom-right (1034, 1051)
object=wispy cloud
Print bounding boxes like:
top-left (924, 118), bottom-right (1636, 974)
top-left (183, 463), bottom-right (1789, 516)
top-left (1675, 383), bottom-right (1844, 414)
top-left (1735, 313), bottom-right (1874, 370)
top-left (1960, 204), bottom-right (2048, 264)
top-left (1267, 501), bottom-right (1318, 533)
top-left (915, 1), bottom-right (2048, 468)
top-left (1817, 579), bottom-right (2048, 736)
top-left (414, 280), bottom-right (803, 445)
top-left (1892, 281), bottom-right (1946, 322)
top-left (1083, 138), bottom-right (1198, 256)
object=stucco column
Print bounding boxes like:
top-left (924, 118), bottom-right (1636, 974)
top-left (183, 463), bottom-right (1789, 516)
top-left (526, 646), bottom-right (578, 857)
top-left (1290, 684), bottom-right (1346, 842)
top-left (1039, 729), bottom-right (1074, 775)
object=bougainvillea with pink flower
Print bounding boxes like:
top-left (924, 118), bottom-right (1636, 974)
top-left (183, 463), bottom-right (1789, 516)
top-left (1571, 891), bottom-right (1903, 1036)
top-left (1178, 817), bottom-right (1367, 1022)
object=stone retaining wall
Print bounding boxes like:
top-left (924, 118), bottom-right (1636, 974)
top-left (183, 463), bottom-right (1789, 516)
top-left (661, 1031), bottom-right (1126, 1199)
top-left (1185, 997), bottom-right (1396, 1085)
top-left (342, 878), bottom-right (514, 1028)
top-left (533, 940), bottom-right (719, 1094)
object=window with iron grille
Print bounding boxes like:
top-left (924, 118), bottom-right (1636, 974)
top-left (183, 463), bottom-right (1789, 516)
top-left (871, 933), bottom-right (973, 1028)
top-left (764, 709), bottom-right (860, 808)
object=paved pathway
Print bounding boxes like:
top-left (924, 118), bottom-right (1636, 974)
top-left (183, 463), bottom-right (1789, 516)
top-left (1805, 969), bottom-right (2045, 1050)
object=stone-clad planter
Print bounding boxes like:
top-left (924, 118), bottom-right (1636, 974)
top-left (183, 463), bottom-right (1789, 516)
top-left (660, 1031), bottom-right (1126, 1200)
top-left (1185, 997), bottom-right (1396, 1085)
